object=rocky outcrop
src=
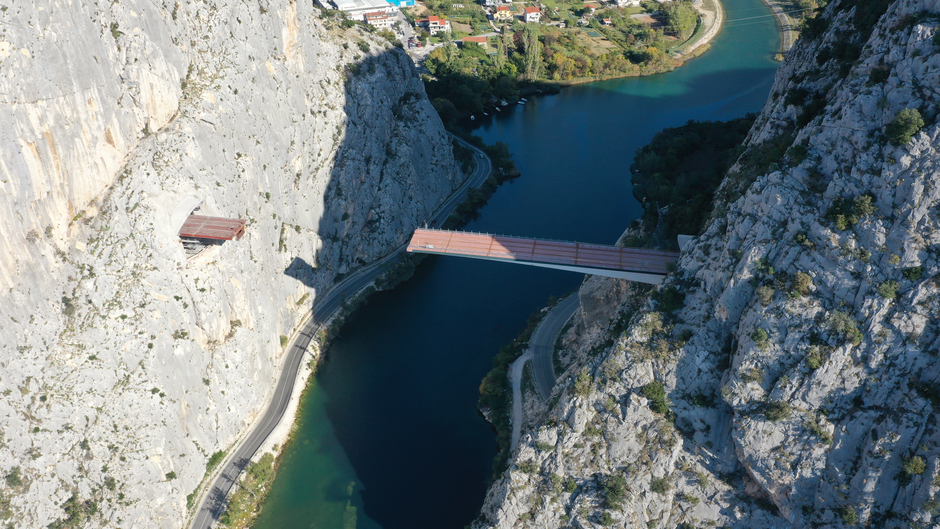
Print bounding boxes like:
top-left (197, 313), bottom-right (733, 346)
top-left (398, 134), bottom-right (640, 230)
top-left (475, 0), bottom-right (940, 527)
top-left (0, 1), bottom-right (460, 527)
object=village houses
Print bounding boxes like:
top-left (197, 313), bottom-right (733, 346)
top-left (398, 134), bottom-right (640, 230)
top-left (418, 15), bottom-right (452, 34)
top-left (523, 6), bottom-right (541, 22)
top-left (493, 5), bottom-right (513, 21)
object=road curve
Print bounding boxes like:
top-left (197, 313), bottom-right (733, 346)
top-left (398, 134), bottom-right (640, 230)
top-left (190, 133), bottom-right (491, 529)
top-left (530, 294), bottom-right (580, 400)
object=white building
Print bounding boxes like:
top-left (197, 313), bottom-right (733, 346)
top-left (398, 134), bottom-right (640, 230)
top-left (523, 6), bottom-right (541, 22)
top-left (327, 0), bottom-right (398, 18)
top-left (419, 15), bottom-right (452, 34)
top-left (612, 0), bottom-right (641, 6)
top-left (364, 10), bottom-right (392, 28)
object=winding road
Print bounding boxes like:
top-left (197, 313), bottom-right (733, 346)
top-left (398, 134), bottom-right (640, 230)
top-left (190, 133), bottom-right (491, 529)
top-left (510, 294), bottom-right (580, 450)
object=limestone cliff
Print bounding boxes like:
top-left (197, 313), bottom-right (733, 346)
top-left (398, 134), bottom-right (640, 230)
top-left (0, 0), bottom-right (461, 526)
top-left (476, 0), bottom-right (940, 527)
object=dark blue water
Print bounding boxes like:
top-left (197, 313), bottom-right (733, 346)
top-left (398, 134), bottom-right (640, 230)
top-left (255, 1), bottom-right (780, 527)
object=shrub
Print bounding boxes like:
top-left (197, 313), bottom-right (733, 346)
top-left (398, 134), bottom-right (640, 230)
top-left (828, 310), bottom-right (863, 345)
top-left (765, 401), bottom-right (792, 422)
top-left (841, 505), bottom-right (858, 525)
top-left (741, 367), bottom-right (764, 383)
top-left (599, 511), bottom-right (615, 525)
top-left (805, 417), bottom-right (833, 445)
top-left (603, 475), bottom-right (628, 508)
top-left (518, 459), bottom-right (538, 474)
top-left (877, 280), bottom-right (899, 299)
top-left (356, 40), bottom-right (370, 53)
top-left (165, 471), bottom-right (177, 480)
top-left (573, 369), bottom-right (593, 397)
top-left (752, 328), bottom-right (769, 346)
top-left (641, 382), bottom-right (668, 414)
top-left (564, 477), bottom-right (577, 493)
top-left (791, 272), bottom-right (812, 297)
top-left (806, 346), bottom-right (827, 370)
top-left (903, 455), bottom-right (927, 476)
top-left (279, 335), bottom-right (289, 347)
top-left (655, 286), bottom-right (686, 313)
top-left (650, 476), bottom-right (670, 494)
top-left (886, 108), bottom-right (925, 146)
top-left (5, 467), bottom-right (22, 488)
top-left (903, 266), bottom-right (923, 281)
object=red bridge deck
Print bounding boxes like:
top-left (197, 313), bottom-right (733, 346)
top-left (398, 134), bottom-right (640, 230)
top-left (179, 215), bottom-right (247, 241)
top-left (407, 229), bottom-right (679, 275)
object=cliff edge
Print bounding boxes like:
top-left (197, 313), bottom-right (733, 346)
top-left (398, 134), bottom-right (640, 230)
top-left (0, 0), bottom-right (460, 527)
top-left (476, 0), bottom-right (940, 527)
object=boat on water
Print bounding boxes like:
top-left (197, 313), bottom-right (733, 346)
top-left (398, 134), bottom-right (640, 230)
top-left (494, 107), bottom-right (501, 112)
top-left (471, 115), bottom-right (476, 120)
top-left (518, 101), bottom-right (525, 105)
top-left (483, 112), bottom-right (489, 116)
top-left (520, 98), bottom-right (527, 102)
top-left (500, 99), bottom-right (508, 106)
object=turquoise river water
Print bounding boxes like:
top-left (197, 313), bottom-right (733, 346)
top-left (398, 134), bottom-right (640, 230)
top-left (254, 1), bottom-right (781, 527)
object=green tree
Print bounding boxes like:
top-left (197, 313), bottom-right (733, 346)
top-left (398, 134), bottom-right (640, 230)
top-left (662, 1), bottom-right (697, 39)
top-left (886, 108), bottom-right (924, 146)
top-left (522, 25), bottom-right (542, 81)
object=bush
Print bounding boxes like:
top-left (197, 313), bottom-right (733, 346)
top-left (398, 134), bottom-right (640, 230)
top-left (655, 286), bottom-right (686, 313)
top-left (886, 108), bottom-right (925, 146)
top-left (603, 474), bottom-right (628, 508)
top-left (903, 455), bottom-right (927, 476)
top-left (841, 505), bottom-right (858, 525)
top-left (165, 471), bottom-right (177, 480)
top-left (650, 476), bottom-right (670, 494)
top-left (764, 401), bottom-right (792, 422)
top-left (4, 467), bottom-right (22, 488)
top-left (791, 272), bottom-right (813, 297)
top-left (752, 328), bottom-right (769, 346)
top-left (573, 368), bottom-right (593, 397)
top-left (828, 310), bottom-right (863, 345)
top-left (598, 511), bottom-right (615, 525)
top-left (877, 280), bottom-right (899, 299)
top-left (564, 477), bottom-right (577, 493)
top-left (806, 346), bottom-right (827, 370)
top-left (903, 266), bottom-right (923, 281)
top-left (641, 382), bottom-right (669, 414)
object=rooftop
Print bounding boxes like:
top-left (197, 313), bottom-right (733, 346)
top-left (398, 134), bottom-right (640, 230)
top-left (179, 215), bottom-right (248, 241)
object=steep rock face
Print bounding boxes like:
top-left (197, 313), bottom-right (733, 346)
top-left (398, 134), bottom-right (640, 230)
top-left (475, 0), bottom-right (940, 527)
top-left (0, 1), bottom-right (460, 527)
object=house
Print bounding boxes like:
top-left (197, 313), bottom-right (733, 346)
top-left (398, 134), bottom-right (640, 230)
top-left (387, 0), bottom-right (415, 6)
top-left (602, 17), bottom-right (612, 25)
top-left (329, 0), bottom-right (398, 17)
top-left (584, 4), bottom-right (596, 14)
top-left (461, 36), bottom-right (489, 49)
top-left (418, 15), bottom-right (452, 34)
top-left (483, 0), bottom-right (496, 6)
top-left (524, 6), bottom-right (540, 23)
top-left (364, 10), bottom-right (392, 28)
top-left (613, 0), bottom-right (641, 6)
top-left (493, 5), bottom-right (513, 21)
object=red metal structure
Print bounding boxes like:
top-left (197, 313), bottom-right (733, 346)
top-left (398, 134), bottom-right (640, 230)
top-left (407, 229), bottom-right (680, 283)
top-left (179, 215), bottom-right (247, 241)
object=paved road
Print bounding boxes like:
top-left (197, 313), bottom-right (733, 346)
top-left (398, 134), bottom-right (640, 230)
top-left (509, 294), bottom-right (579, 450)
top-left (529, 294), bottom-right (580, 400)
top-left (190, 133), bottom-right (490, 529)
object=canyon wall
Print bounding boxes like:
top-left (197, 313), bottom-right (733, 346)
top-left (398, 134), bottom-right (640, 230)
top-left (476, 0), bottom-right (940, 526)
top-left (0, 0), bottom-right (461, 526)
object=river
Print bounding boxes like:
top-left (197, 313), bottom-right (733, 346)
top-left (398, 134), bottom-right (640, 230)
top-left (253, 0), bottom-right (780, 527)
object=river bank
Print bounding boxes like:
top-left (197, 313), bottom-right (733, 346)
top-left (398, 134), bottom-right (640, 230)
top-left (251, 0), bottom-right (781, 523)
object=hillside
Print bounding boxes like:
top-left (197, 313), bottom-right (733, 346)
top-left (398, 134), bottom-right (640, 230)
top-left (475, 0), bottom-right (940, 526)
top-left (0, 1), bottom-right (460, 526)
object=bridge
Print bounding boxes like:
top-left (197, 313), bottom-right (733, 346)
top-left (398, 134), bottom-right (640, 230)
top-left (407, 229), bottom-right (680, 285)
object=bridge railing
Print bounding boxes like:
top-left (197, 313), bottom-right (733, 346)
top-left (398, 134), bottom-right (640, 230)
top-left (413, 228), bottom-right (681, 258)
